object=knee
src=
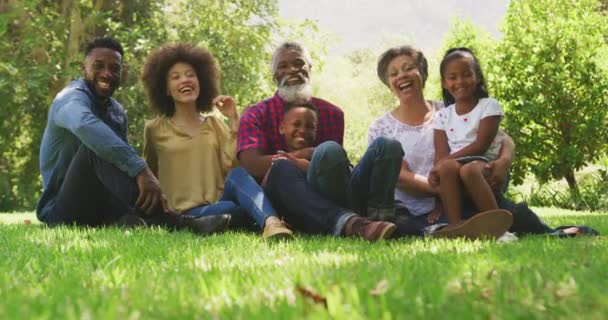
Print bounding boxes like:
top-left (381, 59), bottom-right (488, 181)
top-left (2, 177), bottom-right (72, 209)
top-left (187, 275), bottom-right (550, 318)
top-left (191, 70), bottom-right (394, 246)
top-left (459, 162), bottom-right (484, 181)
top-left (265, 159), bottom-right (302, 189)
top-left (370, 137), bottom-right (404, 159)
top-left (311, 141), bottom-right (347, 165)
top-left (438, 159), bottom-right (460, 176)
top-left (268, 159), bottom-right (296, 177)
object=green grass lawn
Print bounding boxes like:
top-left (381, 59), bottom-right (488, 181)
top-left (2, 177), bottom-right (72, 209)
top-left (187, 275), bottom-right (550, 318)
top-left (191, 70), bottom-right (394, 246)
top-left (1, 209), bottom-right (607, 319)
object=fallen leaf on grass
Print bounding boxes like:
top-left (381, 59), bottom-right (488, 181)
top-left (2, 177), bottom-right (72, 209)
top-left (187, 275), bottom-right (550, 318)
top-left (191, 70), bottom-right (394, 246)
top-left (555, 277), bottom-right (577, 299)
top-left (369, 279), bottom-right (390, 296)
top-left (24, 219), bottom-right (31, 225)
top-left (480, 287), bottom-right (494, 300)
top-left (296, 285), bottom-right (327, 308)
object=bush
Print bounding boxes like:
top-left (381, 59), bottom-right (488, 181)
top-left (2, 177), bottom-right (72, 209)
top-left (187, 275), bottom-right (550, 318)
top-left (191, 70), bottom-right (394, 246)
top-left (513, 168), bottom-right (608, 211)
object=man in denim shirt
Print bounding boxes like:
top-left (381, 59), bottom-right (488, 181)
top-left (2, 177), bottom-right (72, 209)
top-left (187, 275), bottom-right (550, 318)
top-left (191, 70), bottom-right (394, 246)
top-left (37, 37), bottom-right (229, 233)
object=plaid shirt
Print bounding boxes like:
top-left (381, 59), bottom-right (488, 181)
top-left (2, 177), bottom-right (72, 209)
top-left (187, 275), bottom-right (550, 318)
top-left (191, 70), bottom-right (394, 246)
top-left (238, 92), bottom-right (344, 155)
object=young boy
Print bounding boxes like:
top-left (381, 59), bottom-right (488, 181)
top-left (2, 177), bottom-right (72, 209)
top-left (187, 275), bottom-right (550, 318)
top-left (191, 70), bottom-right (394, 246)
top-left (262, 101), bottom-right (318, 185)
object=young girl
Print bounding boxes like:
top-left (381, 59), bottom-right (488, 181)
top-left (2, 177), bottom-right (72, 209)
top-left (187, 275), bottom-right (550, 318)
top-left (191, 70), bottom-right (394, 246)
top-left (141, 43), bottom-right (292, 240)
top-left (430, 47), bottom-right (512, 228)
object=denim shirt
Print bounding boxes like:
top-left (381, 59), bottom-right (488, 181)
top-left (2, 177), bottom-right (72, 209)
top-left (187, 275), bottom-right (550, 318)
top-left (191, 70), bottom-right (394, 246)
top-left (36, 79), bottom-right (146, 221)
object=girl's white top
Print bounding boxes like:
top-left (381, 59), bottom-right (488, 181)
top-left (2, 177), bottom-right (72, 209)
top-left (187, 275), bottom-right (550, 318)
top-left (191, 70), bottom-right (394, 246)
top-left (433, 97), bottom-right (504, 160)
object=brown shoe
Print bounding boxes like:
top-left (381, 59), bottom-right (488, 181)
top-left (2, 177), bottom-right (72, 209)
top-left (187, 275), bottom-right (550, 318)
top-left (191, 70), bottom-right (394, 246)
top-left (180, 214), bottom-right (231, 235)
top-left (431, 209), bottom-right (513, 240)
top-left (262, 220), bottom-right (293, 240)
top-left (343, 216), bottom-right (396, 241)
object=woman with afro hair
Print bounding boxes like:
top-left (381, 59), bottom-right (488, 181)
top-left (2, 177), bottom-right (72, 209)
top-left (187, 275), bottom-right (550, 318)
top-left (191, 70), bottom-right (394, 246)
top-left (141, 43), bottom-right (292, 240)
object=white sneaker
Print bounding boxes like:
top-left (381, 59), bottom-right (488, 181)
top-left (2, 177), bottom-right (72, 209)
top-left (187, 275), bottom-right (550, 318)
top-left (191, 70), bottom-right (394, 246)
top-left (497, 231), bottom-right (518, 242)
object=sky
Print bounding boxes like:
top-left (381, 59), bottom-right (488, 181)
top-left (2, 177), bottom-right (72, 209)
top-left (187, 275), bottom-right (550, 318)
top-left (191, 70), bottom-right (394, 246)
top-left (279, 0), bottom-right (510, 56)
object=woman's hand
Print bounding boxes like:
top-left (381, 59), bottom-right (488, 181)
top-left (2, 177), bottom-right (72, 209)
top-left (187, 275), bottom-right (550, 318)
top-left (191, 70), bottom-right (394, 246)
top-left (485, 157), bottom-right (510, 192)
top-left (428, 162), bottom-right (442, 188)
top-left (213, 95), bottom-right (239, 120)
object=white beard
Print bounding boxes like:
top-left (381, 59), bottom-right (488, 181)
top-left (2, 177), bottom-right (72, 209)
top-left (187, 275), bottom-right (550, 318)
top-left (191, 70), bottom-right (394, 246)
top-left (277, 73), bottom-right (313, 102)
top-left (278, 83), bottom-right (313, 102)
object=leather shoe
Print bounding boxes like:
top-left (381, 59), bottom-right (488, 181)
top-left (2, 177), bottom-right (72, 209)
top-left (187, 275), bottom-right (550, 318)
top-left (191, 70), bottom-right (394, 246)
top-left (343, 216), bottom-right (396, 241)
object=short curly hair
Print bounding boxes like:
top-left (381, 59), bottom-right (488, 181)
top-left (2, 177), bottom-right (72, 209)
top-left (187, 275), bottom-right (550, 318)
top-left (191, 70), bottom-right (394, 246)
top-left (376, 45), bottom-right (428, 88)
top-left (85, 37), bottom-right (124, 58)
top-left (141, 43), bottom-right (219, 116)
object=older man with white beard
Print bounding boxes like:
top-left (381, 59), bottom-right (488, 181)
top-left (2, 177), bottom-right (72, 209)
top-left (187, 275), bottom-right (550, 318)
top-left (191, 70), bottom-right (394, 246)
top-left (237, 42), bottom-right (408, 241)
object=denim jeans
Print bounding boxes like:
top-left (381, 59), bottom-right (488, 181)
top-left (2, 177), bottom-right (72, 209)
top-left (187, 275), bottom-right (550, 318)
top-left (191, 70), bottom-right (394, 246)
top-left (396, 193), bottom-right (554, 236)
top-left (41, 145), bottom-right (186, 228)
top-left (307, 137), bottom-right (404, 216)
top-left (183, 167), bottom-right (275, 230)
top-left (264, 159), bottom-right (354, 235)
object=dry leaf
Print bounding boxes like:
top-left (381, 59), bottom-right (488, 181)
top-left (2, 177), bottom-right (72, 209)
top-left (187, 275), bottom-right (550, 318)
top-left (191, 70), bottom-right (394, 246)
top-left (370, 279), bottom-right (390, 296)
top-left (296, 285), bottom-right (327, 308)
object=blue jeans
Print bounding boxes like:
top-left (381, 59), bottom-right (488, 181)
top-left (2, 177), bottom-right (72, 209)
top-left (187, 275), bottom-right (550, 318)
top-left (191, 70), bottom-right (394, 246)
top-left (264, 159), bottom-right (354, 235)
top-left (307, 137), bottom-right (404, 216)
top-left (183, 167), bottom-right (277, 229)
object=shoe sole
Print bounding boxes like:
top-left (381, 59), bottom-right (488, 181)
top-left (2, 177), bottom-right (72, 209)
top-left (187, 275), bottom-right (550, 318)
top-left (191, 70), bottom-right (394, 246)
top-left (431, 209), bottom-right (513, 240)
top-left (264, 231), bottom-right (294, 241)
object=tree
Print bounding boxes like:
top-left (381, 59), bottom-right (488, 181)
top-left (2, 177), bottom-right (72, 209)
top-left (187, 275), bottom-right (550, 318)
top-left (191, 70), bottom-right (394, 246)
top-left (0, 0), bottom-right (326, 211)
top-left (0, 0), bottom-right (168, 210)
top-left (493, 0), bottom-right (608, 193)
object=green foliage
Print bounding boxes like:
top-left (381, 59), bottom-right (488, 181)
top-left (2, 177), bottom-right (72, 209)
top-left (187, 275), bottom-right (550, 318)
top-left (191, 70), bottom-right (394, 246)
top-left (314, 48), bottom-right (396, 162)
top-left (514, 168), bottom-right (608, 211)
top-left (1, 210), bottom-right (608, 318)
top-left (439, 18), bottom-right (498, 100)
top-left (440, 0), bottom-right (608, 193)
top-left (0, 0), bottom-right (323, 211)
top-left (494, 0), bottom-right (608, 190)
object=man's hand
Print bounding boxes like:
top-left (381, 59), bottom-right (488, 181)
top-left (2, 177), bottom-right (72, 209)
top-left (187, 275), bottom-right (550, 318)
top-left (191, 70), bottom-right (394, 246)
top-left (135, 166), bottom-right (169, 214)
top-left (276, 150), bottom-right (310, 172)
top-left (288, 147), bottom-right (314, 160)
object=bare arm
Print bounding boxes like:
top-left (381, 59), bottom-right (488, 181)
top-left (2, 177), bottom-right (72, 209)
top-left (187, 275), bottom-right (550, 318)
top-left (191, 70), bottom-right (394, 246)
top-left (396, 161), bottom-right (438, 197)
top-left (447, 116), bottom-right (501, 159)
top-left (238, 148), bottom-right (276, 179)
top-left (485, 132), bottom-right (515, 191)
top-left (289, 147), bottom-right (314, 160)
top-left (433, 129), bottom-right (450, 163)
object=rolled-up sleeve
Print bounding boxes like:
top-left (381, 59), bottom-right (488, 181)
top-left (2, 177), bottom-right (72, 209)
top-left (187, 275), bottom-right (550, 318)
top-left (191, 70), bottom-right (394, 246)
top-left (237, 105), bottom-right (267, 154)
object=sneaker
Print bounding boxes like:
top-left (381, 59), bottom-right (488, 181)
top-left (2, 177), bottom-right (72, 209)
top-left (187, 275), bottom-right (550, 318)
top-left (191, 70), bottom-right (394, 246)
top-left (343, 216), bottom-right (396, 241)
top-left (262, 220), bottom-right (293, 240)
top-left (497, 231), bottom-right (518, 242)
top-left (114, 214), bottom-right (147, 228)
top-left (431, 209), bottom-right (513, 240)
top-left (180, 214), bottom-right (231, 234)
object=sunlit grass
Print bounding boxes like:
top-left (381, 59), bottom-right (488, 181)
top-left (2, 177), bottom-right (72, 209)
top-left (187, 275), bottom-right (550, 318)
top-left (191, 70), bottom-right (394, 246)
top-left (1, 210), bottom-right (606, 319)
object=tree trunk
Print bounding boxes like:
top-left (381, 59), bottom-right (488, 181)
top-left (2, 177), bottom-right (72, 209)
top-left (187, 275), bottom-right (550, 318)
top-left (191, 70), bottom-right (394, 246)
top-left (564, 170), bottom-right (579, 196)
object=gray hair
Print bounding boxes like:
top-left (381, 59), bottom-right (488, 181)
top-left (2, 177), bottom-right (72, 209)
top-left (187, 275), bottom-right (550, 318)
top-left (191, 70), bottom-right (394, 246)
top-left (270, 41), bottom-right (313, 74)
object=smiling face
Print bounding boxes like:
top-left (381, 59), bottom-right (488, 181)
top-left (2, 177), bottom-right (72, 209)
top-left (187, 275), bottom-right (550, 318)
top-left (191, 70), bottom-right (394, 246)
top-left (273, 49), bottom-right (311, 87)
top-left (166, 62), bottom-right (200, 106)
top-left (441, 56), bottom-right (478, 103)
top-left (386, 54), bottom-right (424, 101)
top-left (280, 106), bottom-right (318, 151)
top-left (81, 48), bottom-right (122, 98)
